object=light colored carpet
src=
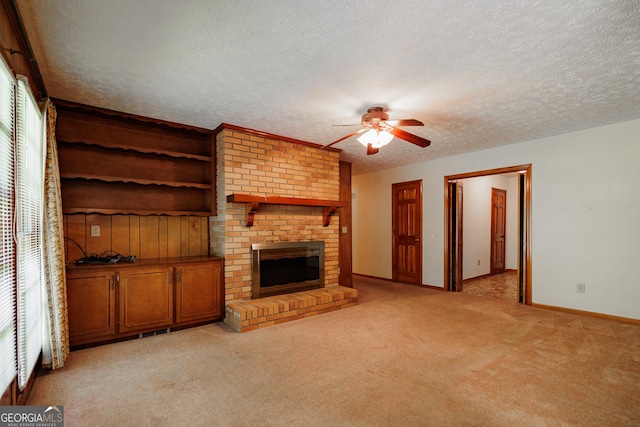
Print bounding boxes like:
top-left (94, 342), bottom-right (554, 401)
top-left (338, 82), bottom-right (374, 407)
top-left (28, 276), bottom-right (640, 426)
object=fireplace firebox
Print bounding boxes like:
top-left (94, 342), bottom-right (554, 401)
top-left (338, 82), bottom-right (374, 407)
top-left (251, 241), bottom-right (324, 299)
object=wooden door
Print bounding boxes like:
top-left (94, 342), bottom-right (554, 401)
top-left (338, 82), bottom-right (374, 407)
top-left (175, 261), bottom-right (223, 324)
top-left (118, 266), bottom-right (174, 333)
top-left (392, 180), bottom-right (422, 285)
top-left (67, 269), bottom-right (116, 345)
top-left (490, 188), bottom-right (506, 275)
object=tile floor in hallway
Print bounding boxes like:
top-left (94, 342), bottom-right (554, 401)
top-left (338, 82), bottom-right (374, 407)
top-left (461, 270), bottom-right (519, 300)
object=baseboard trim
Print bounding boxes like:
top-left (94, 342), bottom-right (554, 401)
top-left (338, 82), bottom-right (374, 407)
top-left (352, 273), bottom-right (444, 290)
top-left (532, 303), bottom-right (640, 325)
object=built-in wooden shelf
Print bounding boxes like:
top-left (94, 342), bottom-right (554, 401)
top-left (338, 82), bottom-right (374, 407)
top-left (226, 194), bottom-right (348, 227)
top-left (55, 99), bottom-right (216, 216)
top-left (59, 139), bottom-right (212, 161)
top-left (60, 173), bottom-right (211, 189)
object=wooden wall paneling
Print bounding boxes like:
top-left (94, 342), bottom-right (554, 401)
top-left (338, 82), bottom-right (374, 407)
top-left (180, 217), bottom-right (190, 256)
top-left (129, 216), bottom-right (140, 259)
top-left (167, 216), bottom-right (182, 258)
top-left (110, 215), bottom-right (130, 257)
top-left (62, 213), bottom-right (210, 260)
top-left (85, 214), bottom-right (111, 257)
top-left (0, 0), bottom-right (47, 100)
top-left (139, 216), bottom-right (159, 259)
top-left (66, 214), bottom-right (86, 261)
top-left (189, 217), bottom-right (202, 256)
top-left (201, 217), bottom-right (209, 256)
top-left (158, 216), bottom-right (169, 258)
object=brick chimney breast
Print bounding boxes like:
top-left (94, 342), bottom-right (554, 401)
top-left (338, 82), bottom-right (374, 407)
top-left (210, 128), bottom-right (341, 306)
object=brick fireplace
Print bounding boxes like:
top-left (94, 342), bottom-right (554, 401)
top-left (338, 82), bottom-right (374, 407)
top-left (210, 125), bottom-right (356, 330)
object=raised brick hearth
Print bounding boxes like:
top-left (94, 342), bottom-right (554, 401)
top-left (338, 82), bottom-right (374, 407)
top-left (210, 125), bottom-right (356, 331)
top-left (225, 286), bottom-right (358, 332)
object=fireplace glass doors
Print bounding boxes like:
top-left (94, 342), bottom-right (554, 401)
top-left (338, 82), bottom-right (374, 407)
top-left (251, 241), bottom-right (324, 299)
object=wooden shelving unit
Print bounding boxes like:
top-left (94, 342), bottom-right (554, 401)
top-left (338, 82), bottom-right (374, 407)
top-left (55, 99), bottom-right (216, 216)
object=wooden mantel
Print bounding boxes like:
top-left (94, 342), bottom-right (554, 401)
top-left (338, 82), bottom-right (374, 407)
top-left (226, 194), bottom-right (348, 227)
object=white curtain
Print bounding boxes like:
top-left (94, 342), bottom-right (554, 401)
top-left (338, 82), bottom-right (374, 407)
top-left (41, 99), bottom-right (69, 369)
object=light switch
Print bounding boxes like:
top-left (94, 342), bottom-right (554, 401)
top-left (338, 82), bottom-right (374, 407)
top-left (341, 226), bottom-right (348, 234)
top-left (90, 225), bottom-right (100, 237)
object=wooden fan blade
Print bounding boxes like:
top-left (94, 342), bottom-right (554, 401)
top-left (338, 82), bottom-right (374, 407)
top-left (390, 127), bottom-right (431, 148)
top-left (323, 129), bottom-right (365, 149)
top-left (386, 119), bottom-right (424, 127)
top-left (367, 144), bottom-right (379, 155)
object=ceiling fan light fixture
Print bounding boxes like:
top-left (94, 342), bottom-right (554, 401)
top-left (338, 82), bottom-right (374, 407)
top-left (357, 129), bottom-right (394, 149)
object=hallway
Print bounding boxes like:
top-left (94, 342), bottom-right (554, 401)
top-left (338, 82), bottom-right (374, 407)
top-left (462, 270), bottom-right (518, 300)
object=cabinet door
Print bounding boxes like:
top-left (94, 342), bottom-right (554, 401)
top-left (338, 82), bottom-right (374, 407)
top-left (118, 267), bottom-right (174, 333)
top-left (67, 270), bottom-right (116, 344)
top-left (175, 261), bottom-right (223, 324)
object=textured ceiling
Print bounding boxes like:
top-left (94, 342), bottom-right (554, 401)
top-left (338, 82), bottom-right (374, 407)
top-left (16, 0), bottom-right (640, 175)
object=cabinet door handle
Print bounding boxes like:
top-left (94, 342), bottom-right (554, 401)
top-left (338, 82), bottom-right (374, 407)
top-left (169, 272), bottom-right (173, 284)
top-left (177, 271), bottom-right (182, 283)
top-left (110, 275), bottom-right (115, 290)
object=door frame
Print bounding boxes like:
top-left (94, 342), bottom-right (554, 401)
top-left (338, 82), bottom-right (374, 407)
top-left (490, 187), bottom-right (507, 275)
top-left (444, 164), bottom-right (532, 305)
top-left (447, 180), bottom-right (464, 291)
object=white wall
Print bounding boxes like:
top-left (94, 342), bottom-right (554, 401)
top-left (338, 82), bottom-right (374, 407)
top-left (460, 174), bottom-right (518, 279)
top-left (352, 119), bottom-right (640, 320)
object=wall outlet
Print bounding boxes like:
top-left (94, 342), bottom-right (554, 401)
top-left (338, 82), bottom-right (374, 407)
top-left (576, 282), bottom-right (585, 293)
top-left (90, 225), bottom-right (100, 237)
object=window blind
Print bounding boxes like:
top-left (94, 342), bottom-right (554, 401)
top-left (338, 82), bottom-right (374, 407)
top-left (0, 56), bottom-right (16, 394)
top-left (15, 77), bottom-right (44, 390)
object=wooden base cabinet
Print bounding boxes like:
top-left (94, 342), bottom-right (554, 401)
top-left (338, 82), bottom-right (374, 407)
top-left (118, 267), bottom-right (174, 333)
top-left (175, 262), bottom-right (223, 324)
top-left (66, 257), bottom-right (224, 347)
top-left (66, 270), bottom-right (116, 342)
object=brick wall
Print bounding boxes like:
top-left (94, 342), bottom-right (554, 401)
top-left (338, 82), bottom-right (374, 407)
top-left (210, 126), bottom-right (342, 306)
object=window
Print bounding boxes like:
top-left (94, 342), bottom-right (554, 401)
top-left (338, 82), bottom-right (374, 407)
top-left (15, 77), bottom-right (44, 390)
top-left (0, 56), bottom-right (16, 394)
top-left (0, 58), bottom-right (45, 393)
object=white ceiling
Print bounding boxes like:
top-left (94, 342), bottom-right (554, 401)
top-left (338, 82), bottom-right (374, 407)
top-left (16, 0), bottom-right (640, 175)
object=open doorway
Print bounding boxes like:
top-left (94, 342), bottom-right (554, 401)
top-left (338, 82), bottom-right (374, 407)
top-left (444, 164), bottom-right (532, 305)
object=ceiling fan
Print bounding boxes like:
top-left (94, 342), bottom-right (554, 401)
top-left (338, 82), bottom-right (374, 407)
top-left (324, 106), bottom-right (431, 155)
